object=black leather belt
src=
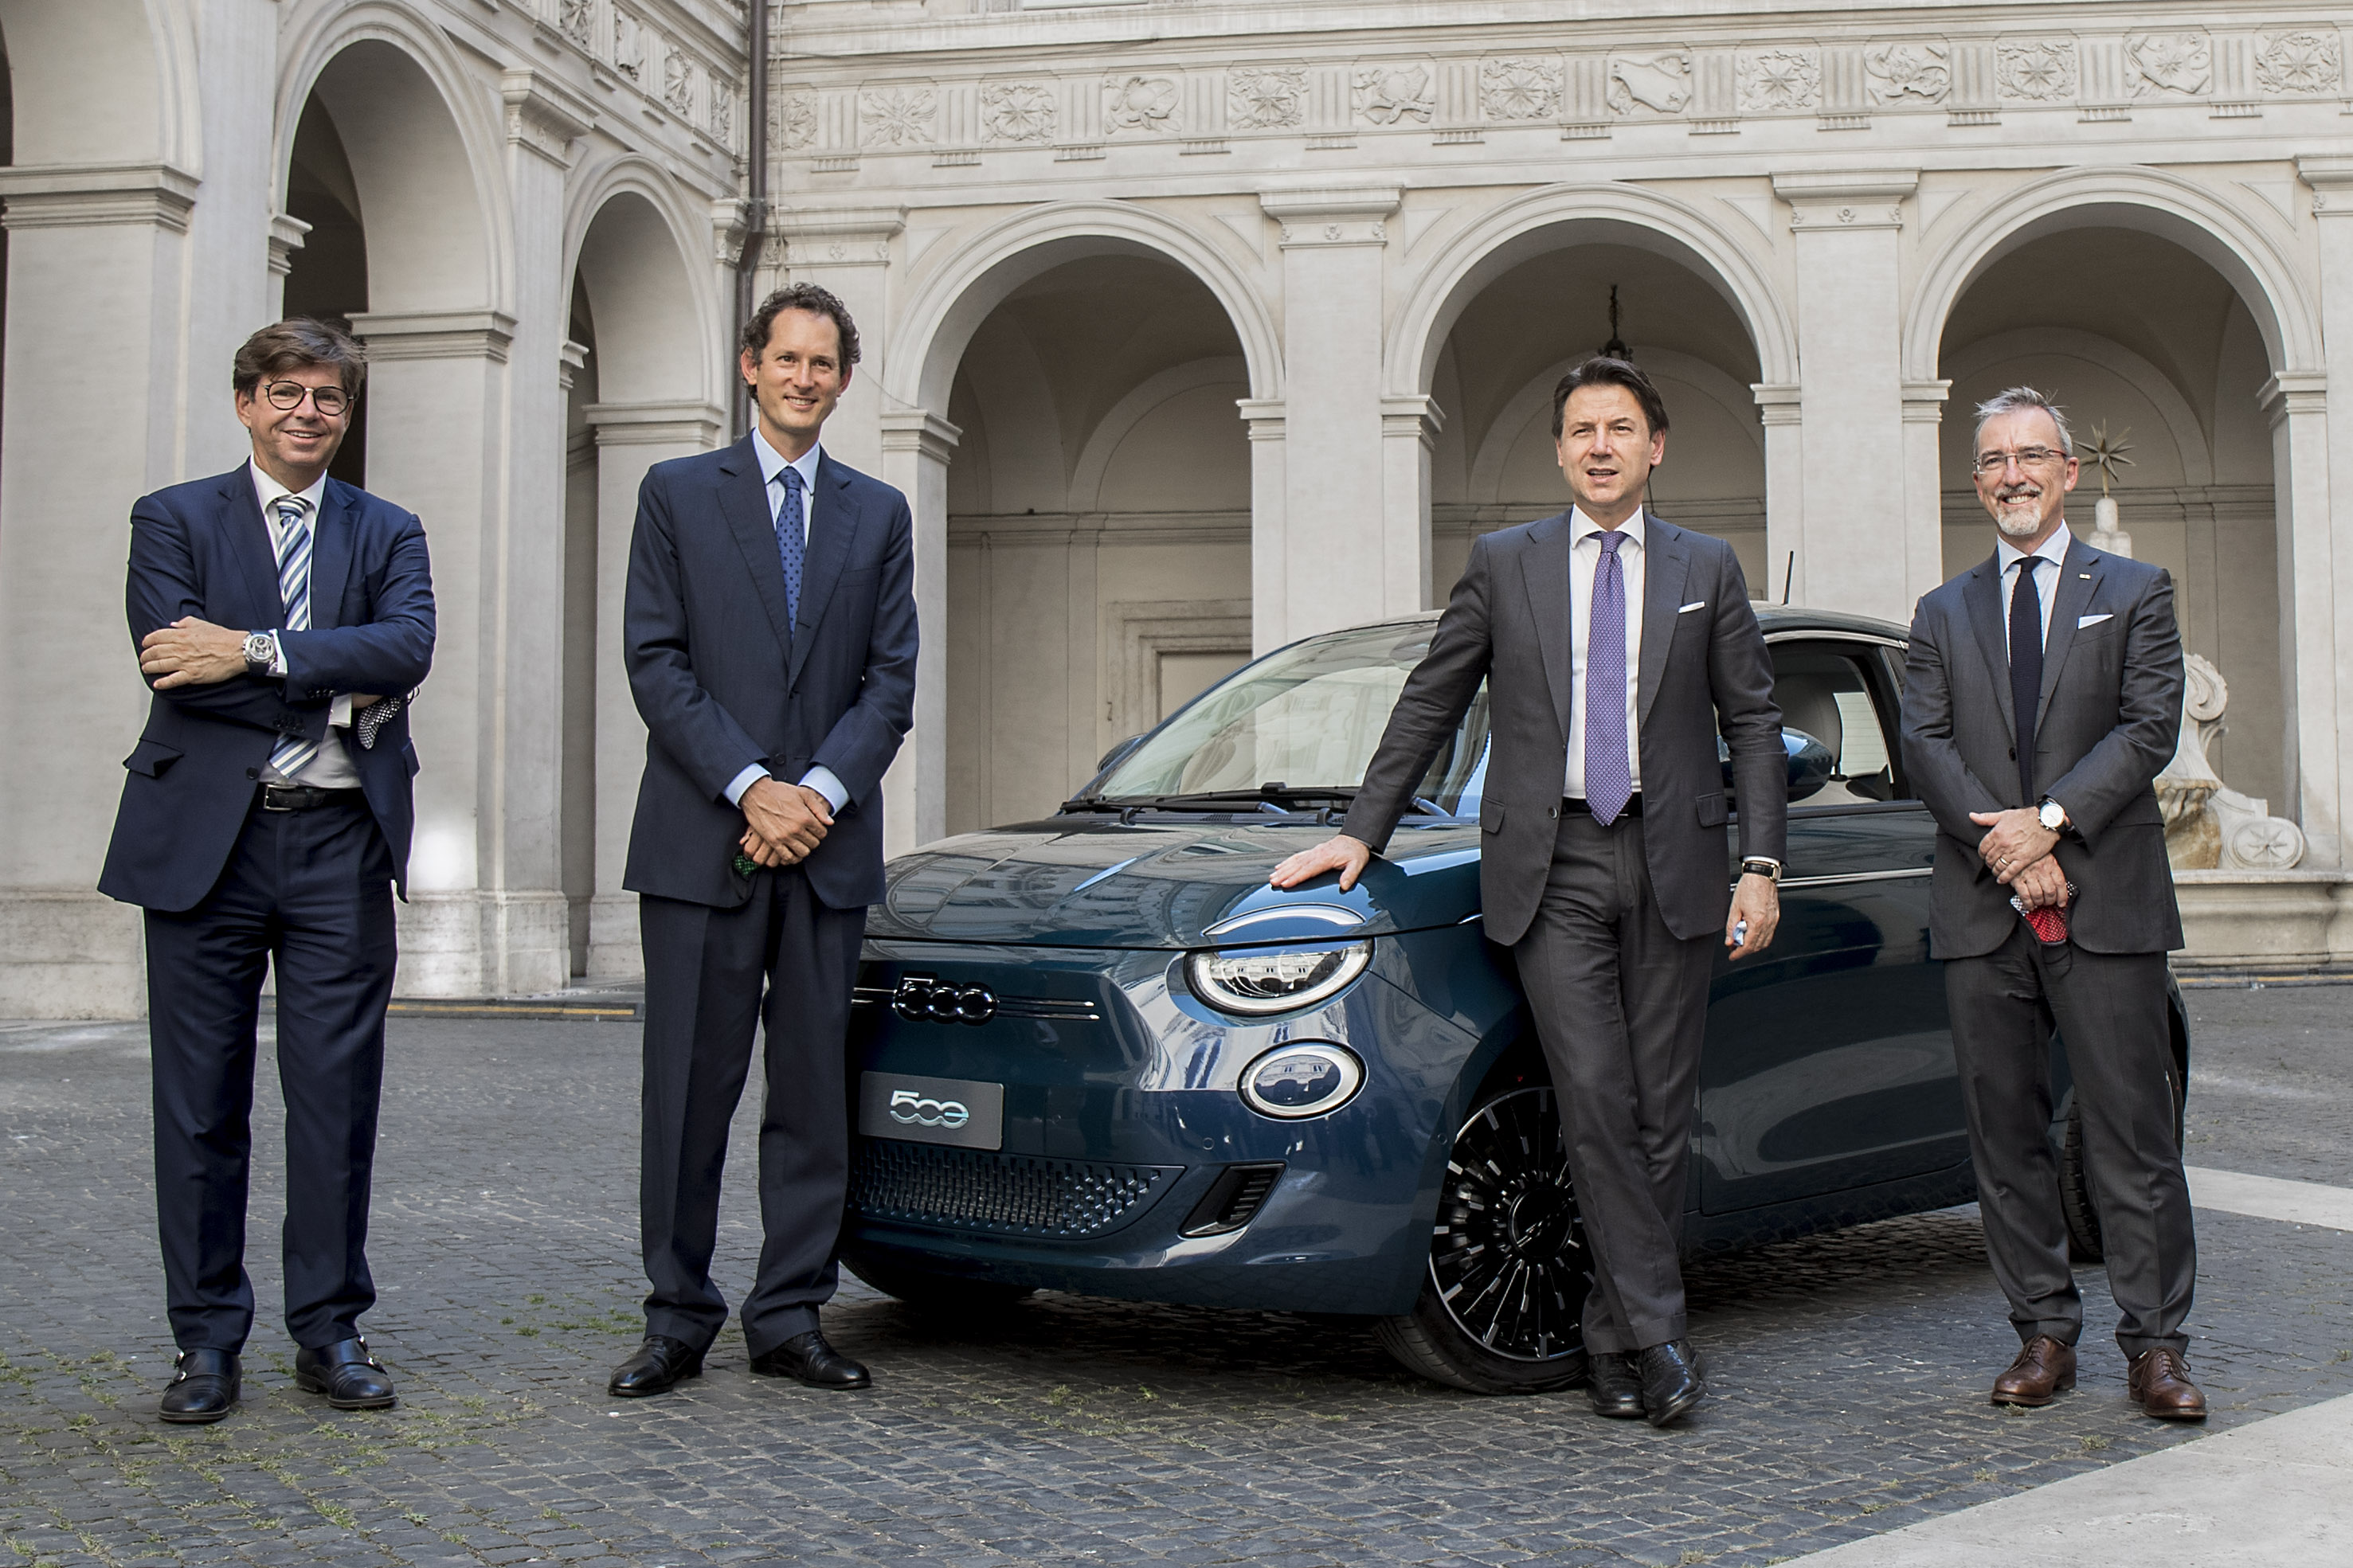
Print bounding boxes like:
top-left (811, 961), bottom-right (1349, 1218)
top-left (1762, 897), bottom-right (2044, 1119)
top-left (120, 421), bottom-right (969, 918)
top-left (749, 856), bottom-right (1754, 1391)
top-left (260, 784), bottom-right (366, 812)
top-left (1562, 794), bottom-right (1642, 818)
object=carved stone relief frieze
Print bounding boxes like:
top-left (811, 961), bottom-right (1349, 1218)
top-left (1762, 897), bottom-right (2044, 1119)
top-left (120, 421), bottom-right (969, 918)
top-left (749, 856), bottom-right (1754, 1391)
top-left (663, 48), bottom-right (695, 118)
top-left (1864, 42), bottom-right (1951, 105)
top-left (1228, 66), bottom-right (1307, 130)
top-left (2256, 31), bottom-right (2342, 96)
top-left (860, 85), bottom-right (938, 148)
top-left (775, 91), bottom-right (818, 151)
top-left (980, 82), bottom-right (1057, 143)
top-left (1606, 52), bottom-right (1693, 115)
top-left (559, 0), bottom-right (594, 50)
top-left (1482, 56), bottom-right (1564, 120)
top-left (1104, 75), bottom-right (1180, 135)
top-left (709, 84), bottom-right (733, 145)
top-left (2125, 32), bottom-right (2212, 96)
top-left (613, 10), bottom-right (644, 80)
top-left (1737, 48), bottom-right (1821, 112)
top-left (1995, 39), bottom-right (2077, 100)
top-left (1353, 63), bottom-right (1435, 125)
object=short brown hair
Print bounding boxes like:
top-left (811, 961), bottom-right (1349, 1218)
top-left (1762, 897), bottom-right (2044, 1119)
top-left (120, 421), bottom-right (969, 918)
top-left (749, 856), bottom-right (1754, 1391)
top-left (741, 283), bottom-right (861, 367)
top-left (1550, 356), bottom-right (1670, 440)
top-left (233, 318), bottom-right (368, 400)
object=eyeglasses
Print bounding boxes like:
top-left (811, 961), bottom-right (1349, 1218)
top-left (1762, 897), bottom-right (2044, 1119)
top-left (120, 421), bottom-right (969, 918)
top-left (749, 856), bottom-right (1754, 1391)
top-left (1971, 447), bottom-right (2066, 476)
top-left (260, 380), bottom-right (352, 417)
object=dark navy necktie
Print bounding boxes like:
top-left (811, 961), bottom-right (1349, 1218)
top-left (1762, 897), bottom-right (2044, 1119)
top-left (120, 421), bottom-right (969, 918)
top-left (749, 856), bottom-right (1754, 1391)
top-left (1585, 529), bottom-right (1633, 824)
top-left (2009, 554), bottom-right (2045, 804)
top-left (775, 465), bottom-right (805, 636)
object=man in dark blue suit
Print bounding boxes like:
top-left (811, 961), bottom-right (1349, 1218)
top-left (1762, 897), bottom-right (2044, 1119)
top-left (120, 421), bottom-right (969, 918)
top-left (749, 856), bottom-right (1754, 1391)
top-left (607, 283), bottom-right (916, 1398)
top-left (100, 319), bottom-right (436, 1424)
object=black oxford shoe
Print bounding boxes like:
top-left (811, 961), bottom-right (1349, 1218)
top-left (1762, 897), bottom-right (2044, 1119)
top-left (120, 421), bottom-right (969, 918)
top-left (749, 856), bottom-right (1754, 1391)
top-left (750, 1330), bottom-right (871, 1390)
top-left (1585, 1351), bottom-right (1645, 1420)
top-left (1638, 1339), bottom-right (1707, 1427)
top-left (294, 1337), bottom-right (397, 1410)
top-left (159, 1348), bottom-right (241, 1425)
top-left (609, 1335), bottom-right (705, 1398)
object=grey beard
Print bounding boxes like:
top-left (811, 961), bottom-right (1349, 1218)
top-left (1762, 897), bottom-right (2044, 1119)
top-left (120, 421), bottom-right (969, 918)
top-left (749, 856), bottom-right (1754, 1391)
top-left (1992, 499), bottom-right (2046, 538)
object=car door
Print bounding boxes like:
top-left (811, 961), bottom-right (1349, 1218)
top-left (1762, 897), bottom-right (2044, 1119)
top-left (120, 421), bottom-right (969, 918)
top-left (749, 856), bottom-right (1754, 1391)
top-left (1697, 632), bottom-right (1967, 1215)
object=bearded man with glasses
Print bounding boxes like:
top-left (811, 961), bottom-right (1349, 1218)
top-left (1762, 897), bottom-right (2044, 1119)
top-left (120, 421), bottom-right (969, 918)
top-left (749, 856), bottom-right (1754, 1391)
top-left (1897, 386), bottom-right (2202, 1421)
top-left (100, 319), bottom-right (437, 1425)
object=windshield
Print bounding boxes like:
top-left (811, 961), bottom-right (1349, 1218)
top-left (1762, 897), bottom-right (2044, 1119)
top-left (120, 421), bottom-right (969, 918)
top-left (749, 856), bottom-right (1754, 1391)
top-left (1090, 621), bottom-right (1491, 815)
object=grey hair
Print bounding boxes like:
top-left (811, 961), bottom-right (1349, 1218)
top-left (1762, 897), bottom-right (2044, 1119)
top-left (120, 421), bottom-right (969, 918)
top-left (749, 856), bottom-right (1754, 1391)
top-left (1972, 385), bottom-right (2074, 456)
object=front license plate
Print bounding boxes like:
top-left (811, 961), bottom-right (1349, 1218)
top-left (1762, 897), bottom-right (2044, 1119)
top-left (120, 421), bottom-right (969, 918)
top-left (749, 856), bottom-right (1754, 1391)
top-left (858, 1072), bottom-right (1004, 1152)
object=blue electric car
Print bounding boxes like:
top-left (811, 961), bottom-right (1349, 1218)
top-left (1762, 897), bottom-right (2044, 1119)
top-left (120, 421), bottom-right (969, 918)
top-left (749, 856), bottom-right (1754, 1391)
top-left (840, 607), bottom-right (2187, 1393)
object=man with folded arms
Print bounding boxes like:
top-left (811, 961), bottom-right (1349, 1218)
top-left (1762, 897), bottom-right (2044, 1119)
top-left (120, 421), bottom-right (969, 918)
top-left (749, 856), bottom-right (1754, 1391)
top-left (1899, 386), bottom-right (2202, 1420)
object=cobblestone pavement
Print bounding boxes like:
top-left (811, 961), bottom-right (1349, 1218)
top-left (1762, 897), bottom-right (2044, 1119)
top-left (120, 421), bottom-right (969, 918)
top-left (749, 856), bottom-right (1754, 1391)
top-left (2, 983), bottom-right (2348, 1568)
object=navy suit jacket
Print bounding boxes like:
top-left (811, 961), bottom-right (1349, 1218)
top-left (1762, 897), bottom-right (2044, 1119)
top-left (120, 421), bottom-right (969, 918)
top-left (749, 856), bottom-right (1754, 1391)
top-left (100, 465), bottom-right (437, 913)
top-left (622, 436), bottom-right (917, 910)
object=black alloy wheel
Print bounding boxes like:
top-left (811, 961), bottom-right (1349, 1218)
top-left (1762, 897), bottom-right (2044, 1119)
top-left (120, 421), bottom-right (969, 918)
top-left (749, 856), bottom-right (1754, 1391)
top-left (843, 1253), bottom-right (1036, 1312)
top-left (1375, 1084), bottom-right (1593, 1394)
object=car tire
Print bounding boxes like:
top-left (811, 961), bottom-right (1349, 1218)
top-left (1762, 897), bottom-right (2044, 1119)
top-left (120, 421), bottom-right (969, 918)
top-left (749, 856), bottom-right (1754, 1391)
top-left (1373, 1083), bottom-right (1593, 1395)
top-left (843, 1254), bottom-right (1036, 1312)
top-left (2058, 1067), bottom-right (2188, 1267)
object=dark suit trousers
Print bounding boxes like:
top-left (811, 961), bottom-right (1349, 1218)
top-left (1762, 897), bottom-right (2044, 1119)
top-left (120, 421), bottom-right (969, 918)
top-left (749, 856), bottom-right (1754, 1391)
top-left (638, 868), bottom-right (865, 1358)
top-left (143, 796), bottom-right (397, 1353)
top-left (1946, 928), bottom-right (2196, 1355)
top-left (1512, 812), bottom-right (1715, 1355)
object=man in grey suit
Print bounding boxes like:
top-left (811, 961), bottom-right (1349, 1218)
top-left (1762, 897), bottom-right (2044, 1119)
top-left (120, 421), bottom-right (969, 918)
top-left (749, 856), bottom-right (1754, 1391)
top-left (1898, 386), bottom-right (2203, 1421)
top-left (1273, 358), bottom-right (1785, 1426)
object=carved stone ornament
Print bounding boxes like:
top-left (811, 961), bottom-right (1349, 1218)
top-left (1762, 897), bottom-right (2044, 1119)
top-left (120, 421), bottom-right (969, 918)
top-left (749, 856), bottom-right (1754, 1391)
top-left (1229, 66), bottom-right (1307, 130)
top-left (1864, 42), bottom-right (1951, 105)
top-left (709, 85), bottom-right (733, 143)
top-left (2155, 653), bottom-right (2305, 870)
top-left (1353, 63), bottom-right (1435, 125)
top-left (774, 92), bottom-right (817, 151)
top-left (612, 10), bottom-right (644, 80)
top-left (980, 81), bottom-right (1057, 143)
top-left (1482, 56), bottom-right (1564, 120)
top-left (860, 86), bottom-right (938, 147)
top-left (2256, 31), bottom-right (2343, 95)
top-left (1607, 52), bottom-right (1693, 115)
top-left (663, 49), bottom-right (694, 117)
top-left (1103, 75), bottom-right (1181, 135)
top-left (2125, 32), bottom-right (2212, 96)
top-left (1738, 49), bottom-right (1821, 112)
top-left (1995, 40), bottom-right (2077, 101)
top-left (559, 0), bottom-right (594, 49)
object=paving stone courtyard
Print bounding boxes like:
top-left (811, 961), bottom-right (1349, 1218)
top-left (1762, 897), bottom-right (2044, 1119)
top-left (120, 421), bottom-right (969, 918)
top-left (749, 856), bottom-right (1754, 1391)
top-left (2, 980), bottom-right (2348, 1568)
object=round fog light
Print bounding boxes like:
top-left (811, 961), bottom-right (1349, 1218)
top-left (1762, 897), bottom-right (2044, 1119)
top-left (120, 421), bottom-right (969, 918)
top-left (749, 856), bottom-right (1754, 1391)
top-left (1240, 1042), bottom-right (1364, 1119)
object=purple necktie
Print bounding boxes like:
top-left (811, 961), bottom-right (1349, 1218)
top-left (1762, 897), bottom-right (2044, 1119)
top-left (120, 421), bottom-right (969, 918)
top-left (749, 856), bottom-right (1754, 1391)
top-left (1584, 529), bottom-right (1633, 825)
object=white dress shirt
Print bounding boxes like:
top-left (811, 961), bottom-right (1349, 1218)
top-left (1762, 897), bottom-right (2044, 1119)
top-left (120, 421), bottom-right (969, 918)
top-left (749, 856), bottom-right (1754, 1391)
top-left (723, 428), bottom-right (849, 815)
top-left (249, 460), bottom-right (361, 789)
top-left (1995, 521), bottom-right (2073, 658)
top-left (1564, 507), bottom-right (1646, 800)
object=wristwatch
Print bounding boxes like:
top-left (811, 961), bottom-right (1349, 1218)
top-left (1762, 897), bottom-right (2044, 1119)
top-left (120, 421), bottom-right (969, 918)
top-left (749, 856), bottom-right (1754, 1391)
top-left (1740, 856), bottom-right (1782, 883)
top-left (241, 632), bottom-right (277, 677)
top-left (2036, 798), bottom-right (2069, 834)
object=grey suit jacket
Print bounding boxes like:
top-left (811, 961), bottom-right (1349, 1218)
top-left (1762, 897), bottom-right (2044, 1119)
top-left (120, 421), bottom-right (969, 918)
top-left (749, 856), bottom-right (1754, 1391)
top-left (1343, 510), bottom-right (1786, 948)
top-left (1898, 534), bottom-right (2183, 960)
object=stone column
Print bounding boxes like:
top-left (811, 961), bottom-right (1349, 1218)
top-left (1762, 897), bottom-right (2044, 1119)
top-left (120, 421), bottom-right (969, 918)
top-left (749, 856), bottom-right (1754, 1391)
top-left (1259, 187), bottom-right (1400, 643)
top-left (1902, 378), bottom-right (1952, 604)
top-left (1773, 170), bottom-right (1920, 623)
top-left (581, 400), bottom-right (726, 977)
top-left (1380, 395), bottom-right (1442, 612)
top-left (1752, 383), bottom-right (1803, 605)
top-left (2291, 155), bottom-right (2353, 868)
top-left (879, 409), bottom-right (961, 855)
top-left (774, 206), bottom-right (906, 478)
top-left (1238, 398), bottom-right (1287, 654)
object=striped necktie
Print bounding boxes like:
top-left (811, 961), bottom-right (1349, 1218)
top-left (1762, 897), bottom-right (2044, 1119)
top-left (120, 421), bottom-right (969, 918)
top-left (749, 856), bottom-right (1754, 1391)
top-left (267, 496), bottom-right (319, 780)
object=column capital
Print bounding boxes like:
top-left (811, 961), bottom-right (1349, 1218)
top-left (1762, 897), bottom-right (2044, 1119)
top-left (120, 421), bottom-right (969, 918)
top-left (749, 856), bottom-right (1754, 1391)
top-left (558, 338), bottom-right (591, 393)
top-left (2297, 155), bottom-right (2353, 213)
top-left (2258, 371), bottom-right (2327, 428)
top-left (0, 161), bottom-right (198, 233)
top-left (1260, 186), bottom-right (1400, 248)
top-left (585, 399), bottom-right (727, 447)
top-left (879, 408), bottom-right (962, 465)
top-left (1752, 382), bottom-right (1803, 427)
top-left (268, 212), bottom-right (312, 278)
top-left (1773, 170), bottom-right (1917, 232)
top-left (350, 309), bottom-right (519, 364)
top-left (502, 68), bottom-right (597, 167)
top-left (774, 205), bottom-right (908, 268)
top-left (1380, 394), bottom-right (1445, 448)
top-left (1901, 379), bottom-right (1952, 423)
top-left (1235, 397), bottom-right (1287, 438)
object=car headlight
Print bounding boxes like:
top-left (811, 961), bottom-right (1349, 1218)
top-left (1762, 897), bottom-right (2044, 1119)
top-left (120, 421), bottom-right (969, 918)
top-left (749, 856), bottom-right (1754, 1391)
top-left (1184, 940), bottom-right (1372, 1017)
top-left (1240, 1042), bottom-right (1364, 1118)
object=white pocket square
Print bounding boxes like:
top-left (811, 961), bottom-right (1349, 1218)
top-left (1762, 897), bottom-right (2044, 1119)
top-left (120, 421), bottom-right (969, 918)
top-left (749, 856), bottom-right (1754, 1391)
top-left (2077, 612), bottom-right (2112, 628)
top-left (1678, 600), bottom-right (1707, 614)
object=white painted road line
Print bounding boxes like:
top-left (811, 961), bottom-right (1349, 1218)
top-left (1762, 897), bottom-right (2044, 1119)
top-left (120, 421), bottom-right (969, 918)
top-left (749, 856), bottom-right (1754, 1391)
top-left (2185, 1166), bottom-right (2353, 1233)
top-left (1789, 1391), bottom-right (2353, 1566)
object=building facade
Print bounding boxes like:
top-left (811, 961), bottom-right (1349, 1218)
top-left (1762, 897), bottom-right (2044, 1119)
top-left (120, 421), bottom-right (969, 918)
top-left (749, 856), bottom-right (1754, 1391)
top-left (4, 0), bottom-right (2351, 1015)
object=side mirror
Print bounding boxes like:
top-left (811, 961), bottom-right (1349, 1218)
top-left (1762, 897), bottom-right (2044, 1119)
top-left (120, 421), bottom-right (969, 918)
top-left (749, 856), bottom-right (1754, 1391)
top-left (1717, 730), bottom-right (1836, 804)
top-left (1096, 734), bottom-right (1146, 772)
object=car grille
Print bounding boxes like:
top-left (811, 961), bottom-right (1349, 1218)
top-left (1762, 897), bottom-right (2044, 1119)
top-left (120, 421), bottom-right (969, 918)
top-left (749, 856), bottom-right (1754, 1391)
top-left (849, 1140), bottom-right (1180, 1238)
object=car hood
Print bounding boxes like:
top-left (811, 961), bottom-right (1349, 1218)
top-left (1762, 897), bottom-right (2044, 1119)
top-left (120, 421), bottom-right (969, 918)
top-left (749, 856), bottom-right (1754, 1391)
top-left (869, 815), bottom-right (1485, 948)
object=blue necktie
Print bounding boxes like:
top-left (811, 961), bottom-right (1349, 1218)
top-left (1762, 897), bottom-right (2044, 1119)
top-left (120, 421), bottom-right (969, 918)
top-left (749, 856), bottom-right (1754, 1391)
top-left (266, 497), bottom-right (319, 780)
top-left (2010, 555), bottom-right (2046, 804)
top-left (1584, 530), bottom-right (1633, 824)
top-left (775, 466), bottom-right (805, 637)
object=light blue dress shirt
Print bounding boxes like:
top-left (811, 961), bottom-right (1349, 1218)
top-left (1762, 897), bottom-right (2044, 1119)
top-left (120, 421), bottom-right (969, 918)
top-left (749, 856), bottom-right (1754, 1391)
top-left (722, 428), bottom-right (849, 815)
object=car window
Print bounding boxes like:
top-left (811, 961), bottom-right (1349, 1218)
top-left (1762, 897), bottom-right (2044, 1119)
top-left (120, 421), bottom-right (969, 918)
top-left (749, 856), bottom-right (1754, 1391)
top-left (1768, 642), bottom-right (1901, 807)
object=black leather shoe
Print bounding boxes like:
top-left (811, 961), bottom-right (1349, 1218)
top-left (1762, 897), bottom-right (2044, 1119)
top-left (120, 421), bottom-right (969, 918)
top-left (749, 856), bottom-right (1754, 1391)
top-left (750, 1330), bottom-right (871, 1390)
top-left (1638, 1339), bottom-right (1706, 1427)
top-left (159, 1348), bottom-right (241, 1425)
top-left (294, 1337), bottom-right (397, 1410)
top-left (609, 1335), bottom-right (706, 1398)
top-left (1585, 1351), bottom-right (1645, 1420)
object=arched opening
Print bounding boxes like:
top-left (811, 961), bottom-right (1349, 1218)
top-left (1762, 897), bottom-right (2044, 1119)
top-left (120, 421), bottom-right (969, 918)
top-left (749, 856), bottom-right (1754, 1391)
top-left (1938, 227), bottom-right (2283, 808)
top-left (280, 95), bottom-right (370, 486)
top-left (941, 252), bottom-right (1254, 835)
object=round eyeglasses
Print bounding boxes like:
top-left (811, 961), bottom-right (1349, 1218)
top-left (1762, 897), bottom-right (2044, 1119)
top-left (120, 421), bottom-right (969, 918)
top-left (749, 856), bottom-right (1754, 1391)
top-left (261, 380), bottom-right (352, 417)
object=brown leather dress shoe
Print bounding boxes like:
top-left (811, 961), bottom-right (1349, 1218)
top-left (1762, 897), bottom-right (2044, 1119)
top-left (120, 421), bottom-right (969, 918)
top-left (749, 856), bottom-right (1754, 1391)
top-left (1991, 1335), bottom-right (2077, 1406)
top-left (2128, 1347), bottom-right (2208, 1421)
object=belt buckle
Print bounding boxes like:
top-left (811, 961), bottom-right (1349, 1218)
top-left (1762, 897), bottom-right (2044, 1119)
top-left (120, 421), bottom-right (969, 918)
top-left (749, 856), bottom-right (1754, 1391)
top-left (261, 785), bottom-right (295, 813)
